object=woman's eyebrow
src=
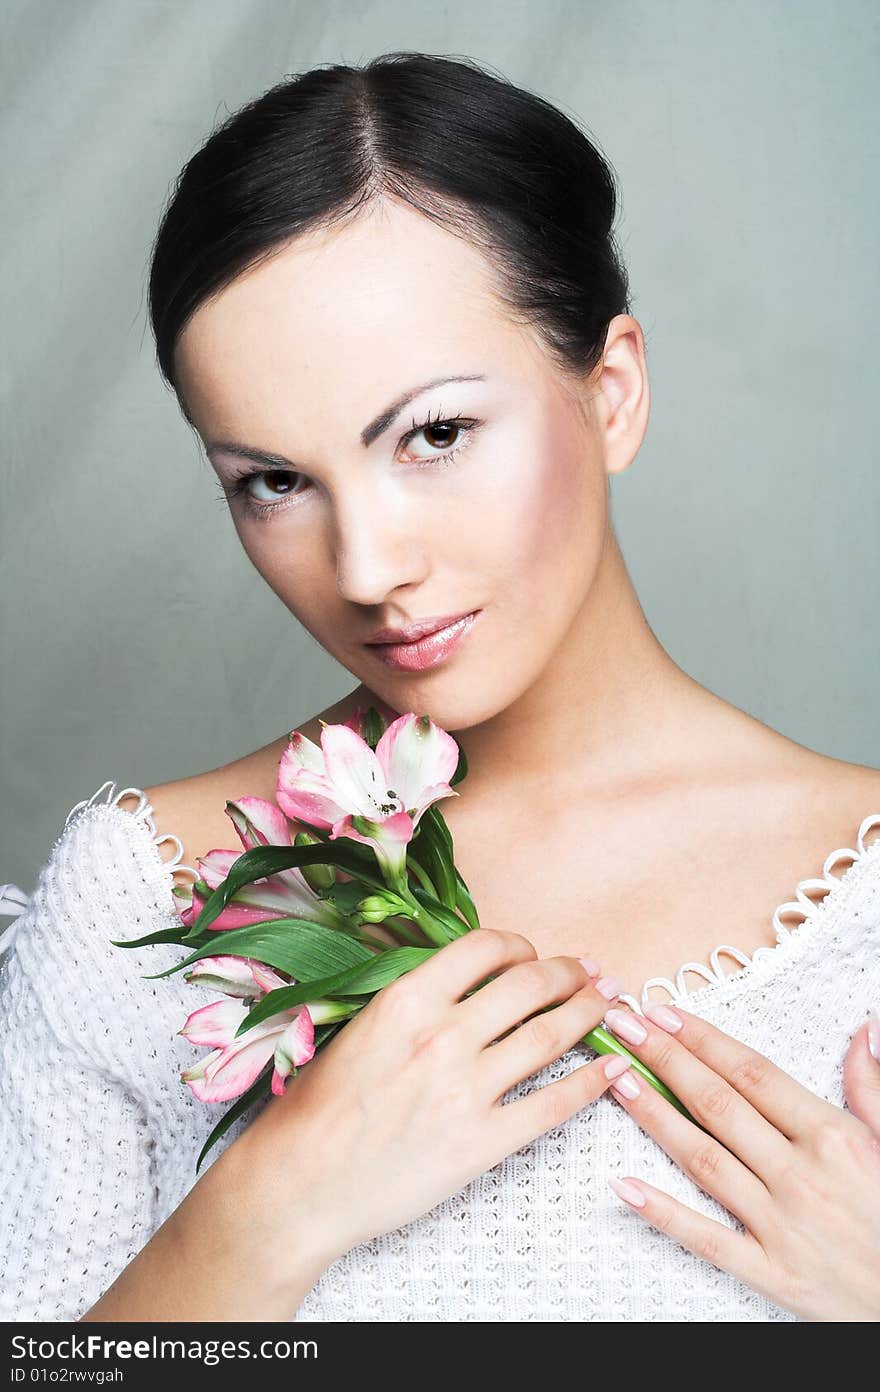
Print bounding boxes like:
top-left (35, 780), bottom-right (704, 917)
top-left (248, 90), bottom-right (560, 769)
top-left (359, 373), bottom-right (486, 447)
top-left (205, 373), bottom-right (486, 466)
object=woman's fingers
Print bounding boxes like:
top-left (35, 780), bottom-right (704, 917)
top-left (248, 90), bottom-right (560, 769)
top-left (495, 1047), bottom-right (639, 1154)
top-left (409, 926), bottom-right (542, 1006)
top-left (480, 973), bottom-right (620, 1099)
top-left (602, 1043), bottom-right (776, 1231)
top-left (604, 999), bottom-right (850, 1184)
top-left (459, 952), bottom-right (613, 1050)
top-left (606, 1173), bottom-right (776, 1302)
top-left (599, 1004), bottom-right (795, 1226)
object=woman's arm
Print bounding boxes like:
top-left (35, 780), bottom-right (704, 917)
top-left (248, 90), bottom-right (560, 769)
top-left (0, 975), bottom-right (160, 1320)
top-left (0, 840), bottom-right (341, 1323)
top-left (80, 1121), bottom-right (337, 1321)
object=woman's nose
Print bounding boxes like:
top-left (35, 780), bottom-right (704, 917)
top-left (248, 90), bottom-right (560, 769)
top-left (331, 487), bottom-right (430, 607)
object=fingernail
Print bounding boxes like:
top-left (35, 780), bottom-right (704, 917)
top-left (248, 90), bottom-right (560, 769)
top-left (608, 1175), bottom-right (646, 1209)
top-left (644, 1002), bottom-right (684, 1034)
top-left (578, 956), bottom-right (601, 977)
top-left (603, 1053), bottom-right (632, 1081)
top-left (869, 1007), bottom-right (880, 1062)
top-left (610, 1068), bottom-right (642, 1100)
top-left (596, 975), bottom-right (622, 1000)
top-left (604, 1007), bottom-right (648, 1045)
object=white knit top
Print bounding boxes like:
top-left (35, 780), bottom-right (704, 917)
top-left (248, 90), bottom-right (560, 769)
top-left (2, 779), bottom-right (879, 1323)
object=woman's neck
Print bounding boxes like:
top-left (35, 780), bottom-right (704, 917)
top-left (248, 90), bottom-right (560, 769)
top-left (357, 526), bottom-right (760, 812)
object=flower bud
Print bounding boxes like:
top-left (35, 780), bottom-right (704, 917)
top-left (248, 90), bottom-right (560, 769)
top-left (294, 831), bottom-right (336, 890)
top-left (356, 894), bottom-right (397, 923)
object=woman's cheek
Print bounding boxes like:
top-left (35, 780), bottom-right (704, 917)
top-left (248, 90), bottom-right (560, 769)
top-left (511, 433), bottom-right (599, 586)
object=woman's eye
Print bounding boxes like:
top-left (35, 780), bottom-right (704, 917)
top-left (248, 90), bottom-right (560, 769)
top-left (400, 419), bottom-right (466, 458)
top-left (243, 470), bottom-right (305, 504)
top-left (222, 413), bottom-right (479, 520)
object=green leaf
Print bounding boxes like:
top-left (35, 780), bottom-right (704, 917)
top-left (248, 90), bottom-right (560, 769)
top-left (142, 918), bottom-right (376, 982)
top-left (311, 1020), bottom-right (346, 1049)
top-left (453, 873), bottom-right (481, 932)
top-left (322, 879), bottom-right (369, 914)
top-left (109, 926), bottom-right (196, 949)
top-left (411, 807), bottom-right (457, 909)
top-left (183, 841), bottom-right (387, 939)
top-left (450, 740), bottom-right (468, 787)
top-left (362, 705), bottom-right (387, 749)
top-left (430, 803), bottom-right (456, 857)
top-left (233, 946), bottom-right (437, 1034)
top-left (410, 886), bottom-right (470, 940)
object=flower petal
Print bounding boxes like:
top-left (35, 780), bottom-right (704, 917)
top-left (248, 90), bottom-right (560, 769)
top-left (271, 1008), bottom-right (316, 1095)
top-left (377, 713), bottom-right (461, 810)
top-left (331, 810), bottom-right (413, 880)
top-left (178, 996), bottom-right (253, 1046)
top-left (184, 955), bottom-right (262, 996)
top-left (284, 729), bottom-right (328, 775)
top-left (195, 848), bottom-right (242, 890)
top-left (182, 1033), bottom-right (278, 1103)
top-left (225, 796), bottom-right (294, 851)
top-left (249, 961), bottom-right (291, 994)
top-left (321, 722), bottom-right (395, 817)
top-left (276, 753), bottom-right (348, 830)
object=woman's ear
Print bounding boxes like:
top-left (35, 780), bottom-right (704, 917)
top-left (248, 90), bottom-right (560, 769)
top-left (595, 315), bottom-right (651, 479)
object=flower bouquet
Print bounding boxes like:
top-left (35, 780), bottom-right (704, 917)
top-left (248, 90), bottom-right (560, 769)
top-left (113, 704), bottom-right (695, 1172)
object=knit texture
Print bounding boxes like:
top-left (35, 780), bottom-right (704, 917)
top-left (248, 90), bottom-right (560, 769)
top-left (1, 779), bottom-right (879, 1322)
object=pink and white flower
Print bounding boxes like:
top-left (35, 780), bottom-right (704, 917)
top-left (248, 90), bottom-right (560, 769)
top-left (174, 794), bottom-right (346, 932)
top-left (276, 712), bottom-right (460, 883)
top-left (178, 955), bottom-right (352, 1101)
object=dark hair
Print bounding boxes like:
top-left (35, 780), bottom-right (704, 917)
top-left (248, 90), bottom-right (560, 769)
top-left (148, 51), bottom-right (631, 422)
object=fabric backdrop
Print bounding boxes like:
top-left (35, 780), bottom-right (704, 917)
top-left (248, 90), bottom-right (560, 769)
top-left (2, 0), bottom-right (878, 892)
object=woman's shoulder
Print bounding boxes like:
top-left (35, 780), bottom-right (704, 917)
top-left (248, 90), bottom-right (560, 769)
top-left (5, 776), bottom-right (193, 968)
top-left (794, 749), bottom-right (880, 844)
top-left (0, 775), bottom-right (206, 1084)
top-left (140, 686), bottom-right (369, 878)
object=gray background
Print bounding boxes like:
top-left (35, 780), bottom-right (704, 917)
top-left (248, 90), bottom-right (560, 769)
top-left (2, 0), bottom-right (878, 894)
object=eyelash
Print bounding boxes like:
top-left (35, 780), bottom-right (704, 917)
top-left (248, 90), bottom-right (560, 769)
top-left (215, 408), bottom-right (480, 522)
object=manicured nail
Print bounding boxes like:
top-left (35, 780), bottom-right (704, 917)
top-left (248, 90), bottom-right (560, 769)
top-left (611, 1069), bottom-right (642, 1100)
top-left (604, 1007), bottom-right (648, 1045)
top-left (644, 1002), bottom-right (684, 1033)
top-left (603, 1053), bottom-right (632, 1082)
top-left (608, 1175), bottom-right (646, 1209)
top-left (596, 975), bottom-right (621, 1000)
top-left (578, 956), bottom-right (601, 977)
top-left (869, 1007), bottom-right (880, 1062)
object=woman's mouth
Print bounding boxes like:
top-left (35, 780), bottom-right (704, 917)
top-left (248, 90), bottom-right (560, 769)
top-left (366, 610), bottom-right (481, 672)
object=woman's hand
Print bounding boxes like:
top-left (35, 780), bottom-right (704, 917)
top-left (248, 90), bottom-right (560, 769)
top-left (244, 928), bottom-right (625, 1276)
top-left (600, 1001), bottom-right (880, 1321)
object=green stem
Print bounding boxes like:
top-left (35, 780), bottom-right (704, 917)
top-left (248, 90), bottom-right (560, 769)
top-left (582, 1024), bottom-right (710, 1134)
top-left (375, 914), bottom-right (426, 947)
top-left (352, 928), bottom-right (398, 952)
top-left (394, 885), bottom-right (456, 947)
top-left (406, 858), bottom-right (439, 900)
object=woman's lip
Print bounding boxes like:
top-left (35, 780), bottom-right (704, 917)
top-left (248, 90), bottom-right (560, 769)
top-left (367, 610), bottom-right (481, 671)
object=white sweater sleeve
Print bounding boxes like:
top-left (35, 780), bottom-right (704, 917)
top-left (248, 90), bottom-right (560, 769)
top-left (0, 785), bottom-right (264, 1323)
top-left (0, 840), bottom-right (160, 1321)
top-left (0, 946), bottom-right (159, 1321)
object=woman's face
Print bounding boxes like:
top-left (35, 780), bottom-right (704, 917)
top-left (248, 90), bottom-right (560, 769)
top-left (174, 197), bottom-right (641, 732)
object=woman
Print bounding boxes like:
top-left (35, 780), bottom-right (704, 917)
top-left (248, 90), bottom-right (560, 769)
top-left (2, 51), bottom-right (879, 1323)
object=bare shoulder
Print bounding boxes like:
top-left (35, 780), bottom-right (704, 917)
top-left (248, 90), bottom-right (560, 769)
top-left (794, 747), bottom-right (880, 851)
top-left (127, 685), bottom-right (374, 876)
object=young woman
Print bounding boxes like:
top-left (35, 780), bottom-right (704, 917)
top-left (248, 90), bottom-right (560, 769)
top-left (2, 51), bottom-right (879, 1324)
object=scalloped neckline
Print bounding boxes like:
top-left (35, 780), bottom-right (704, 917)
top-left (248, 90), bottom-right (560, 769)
top-left (68, 780), bottom-right (880, 1019)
